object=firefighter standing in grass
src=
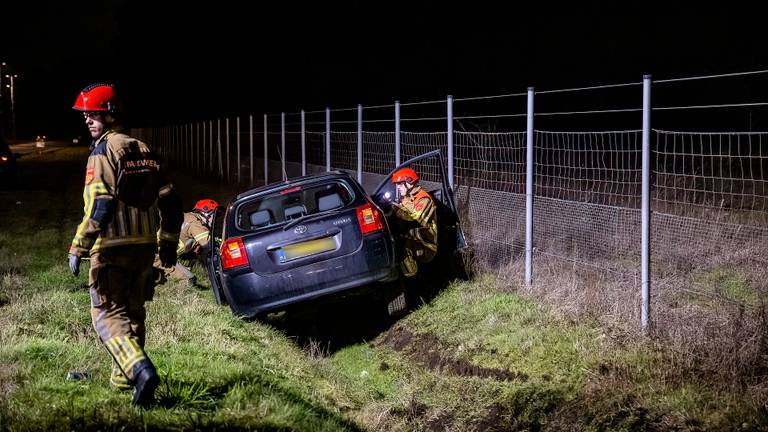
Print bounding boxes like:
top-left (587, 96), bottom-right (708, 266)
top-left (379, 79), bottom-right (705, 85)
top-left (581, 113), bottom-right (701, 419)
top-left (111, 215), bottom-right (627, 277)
top-left (154, 199), bottom-right (219, 286)
top-left (391, 167), bottom-right (438, 277)
top-left (67, 83), bottom-right (183, 407)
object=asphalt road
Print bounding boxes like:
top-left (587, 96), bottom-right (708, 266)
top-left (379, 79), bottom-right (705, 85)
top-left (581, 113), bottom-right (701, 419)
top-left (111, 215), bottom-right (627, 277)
top-left (9, 139), bottom-right (78, 158)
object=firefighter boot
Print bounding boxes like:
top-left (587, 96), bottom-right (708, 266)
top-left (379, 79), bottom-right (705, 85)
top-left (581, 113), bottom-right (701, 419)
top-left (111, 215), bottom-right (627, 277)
top-left (110, 361), bottom-right (132, 391)
top-left (132, 363), bottom-right (160, 408)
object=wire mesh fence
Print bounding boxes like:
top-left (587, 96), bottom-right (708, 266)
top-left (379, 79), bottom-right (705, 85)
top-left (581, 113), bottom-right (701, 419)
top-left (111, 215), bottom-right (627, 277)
top-left (137, 70), bottom-right (768, 335)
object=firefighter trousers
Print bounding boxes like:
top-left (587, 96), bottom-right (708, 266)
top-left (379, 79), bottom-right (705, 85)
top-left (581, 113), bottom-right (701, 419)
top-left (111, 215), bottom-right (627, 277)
top-left (89, 244), bottom-right (157, 384)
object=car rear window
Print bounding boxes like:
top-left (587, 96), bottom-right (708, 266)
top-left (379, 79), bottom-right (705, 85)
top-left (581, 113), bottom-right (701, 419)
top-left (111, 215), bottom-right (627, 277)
top-left (236, 180), bottom-right (355, 231)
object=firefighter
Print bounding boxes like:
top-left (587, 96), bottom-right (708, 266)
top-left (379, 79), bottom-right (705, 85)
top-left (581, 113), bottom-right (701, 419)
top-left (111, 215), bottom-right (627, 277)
top-left (391, 167), bottom-right (438, 277)
top-left (67, 83), bottom-right (183, 407)
top-left (154, 198), bottom-right (219, 286)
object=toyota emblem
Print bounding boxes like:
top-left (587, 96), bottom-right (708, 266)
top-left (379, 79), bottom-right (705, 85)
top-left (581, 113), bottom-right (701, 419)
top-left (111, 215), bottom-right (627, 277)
top-left (294, 225), bottom-right (307, 234)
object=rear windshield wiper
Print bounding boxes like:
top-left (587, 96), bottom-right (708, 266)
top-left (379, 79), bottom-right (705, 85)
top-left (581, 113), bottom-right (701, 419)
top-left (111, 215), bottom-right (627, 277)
top-left (282, 208), bottom-right (347, 231)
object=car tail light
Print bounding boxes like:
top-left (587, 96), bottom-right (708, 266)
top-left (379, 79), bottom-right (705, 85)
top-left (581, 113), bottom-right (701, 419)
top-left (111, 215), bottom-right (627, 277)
top-left (221, 237), bottom-right (249, 269)
top-left (356, 203), bottom-right (384, 235)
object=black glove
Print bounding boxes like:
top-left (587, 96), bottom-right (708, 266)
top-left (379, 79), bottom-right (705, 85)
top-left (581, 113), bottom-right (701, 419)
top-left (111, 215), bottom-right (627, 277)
top-left (68, 254), bottom-right (81, 277)
top-left (159, 240), bottom-right (178, 268)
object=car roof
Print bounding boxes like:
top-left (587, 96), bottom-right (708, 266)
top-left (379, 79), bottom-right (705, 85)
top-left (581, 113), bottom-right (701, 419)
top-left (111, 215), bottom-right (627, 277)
top-left (233, 170), bottom-right (358, 202)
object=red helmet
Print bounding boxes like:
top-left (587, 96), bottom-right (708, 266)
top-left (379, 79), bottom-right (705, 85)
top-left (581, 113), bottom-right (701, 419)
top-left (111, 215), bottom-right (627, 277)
top-left (72, 83), bottom-right (119, 112)
top-left (193, 199), bottom-right (219, 214)
top-left (392, 167), bottom-right (418, 184)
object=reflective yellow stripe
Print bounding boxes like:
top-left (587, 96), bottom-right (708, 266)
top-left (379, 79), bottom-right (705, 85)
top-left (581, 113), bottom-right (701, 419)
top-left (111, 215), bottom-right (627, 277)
top-left (129, 207), bottom-right (139, 236)
top-left (158, 230), bottom-right (178, 241)
top-left (140, 211), bottom-right (150, 235)
top-left (158, 185), bottom-right (173, 196)
top-left (123, 337), bottom-right (146, 374)
top-left (193, 232), bottom-right (209, 242)
top-left (124, 353), bottom-right (146, 374)
top-left (106, 338), bottom-right (128, 370)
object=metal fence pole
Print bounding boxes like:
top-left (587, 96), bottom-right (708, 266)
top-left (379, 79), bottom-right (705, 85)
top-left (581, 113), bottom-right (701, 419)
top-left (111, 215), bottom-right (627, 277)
top-left (325, 108), bottom-right (331, 172)
top-left (196, 122), bottom-right (200, 174)
top-left (641, 75), bottom-right (652, 334)
top-left (301, 110), bottom-right (306, 176)
top-left (209, 120), bottom-right (213, 174)
top-left (263, 114), bottom-right (268, 184)
top-left (187, 124), bottom-right (191, 170)
top-left (217, 119), bottom-right (223, 179)
top-left (237, 116), bottom-right (241, 184)
top-left (226, 118), bottom-right (230, 181)
top-left (202, 122), bottom-right (206, 173)
top-left (395, 101), bottom-right (401, 166)
top-left (447, 95), bottom-right (454, 189)
top-left (249, 115), bottom-right (254, 185)
top-left (281, 112), bottom-right (286, 180)
top-left (357, 104), bottom-right (363, 182)
top-left (525, 87), bottom-right (535, 287)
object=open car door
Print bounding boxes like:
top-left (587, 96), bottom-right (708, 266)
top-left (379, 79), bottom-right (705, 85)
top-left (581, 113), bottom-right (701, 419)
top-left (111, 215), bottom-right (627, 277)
top-left (371, 150), bottom-right (469, 281)
top-left (205, 206), bottom-right (227, 305)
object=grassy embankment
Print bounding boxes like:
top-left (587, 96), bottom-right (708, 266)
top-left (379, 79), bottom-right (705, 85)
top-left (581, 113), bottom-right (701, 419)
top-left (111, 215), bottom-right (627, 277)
top-left (0, 145), bottom-right (765, 431)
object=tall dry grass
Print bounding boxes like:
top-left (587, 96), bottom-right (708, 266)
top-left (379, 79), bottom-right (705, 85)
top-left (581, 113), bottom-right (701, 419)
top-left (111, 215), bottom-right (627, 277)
top-left (489, 242), bottom-right (768, 407)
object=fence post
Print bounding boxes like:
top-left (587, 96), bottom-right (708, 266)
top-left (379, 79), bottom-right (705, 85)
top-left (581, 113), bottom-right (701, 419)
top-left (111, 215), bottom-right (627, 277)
top-left (281, 112), bottom-right (286, 180)
top-left (447, 95), bottom-right (454, 189)
top-left (185, 124), bottom-right (188, 169)
top-left (237, 116), bottom-right (241, 184)
top-left (209, 120), bottom-right (213, 174)
top-left (217, 119), bottom-right (223, 179)
top-left (263, 114), bottom-right (268, 184)
top-left (196, 122), bottom-right (200, 174)
top-left (325, 108), bottom-right (331, 172)
top-left (226, 118), bottom-right (230, 181)
top-left (641, 75), bottom-right (652, 334)
top-left (201, 122), bottom-right (206, 173)
top-left (525, 87), bottom-right (535, 287)
top-left (357, 104), bottom-right (363, 182)
top-left (301, 110), bottom-right (306, 176)
top-left (395, 101), bottom-right (401, 166)
top-left (249, 115), bottom-right (254, 185)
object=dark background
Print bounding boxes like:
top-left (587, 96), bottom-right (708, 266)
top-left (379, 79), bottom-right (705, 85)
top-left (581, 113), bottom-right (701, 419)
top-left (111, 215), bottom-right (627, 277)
top-left (1, 1), bottom-right (766, 138)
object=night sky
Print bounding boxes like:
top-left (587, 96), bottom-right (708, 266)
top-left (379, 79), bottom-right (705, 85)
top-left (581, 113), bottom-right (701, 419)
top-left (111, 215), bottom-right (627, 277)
top-left (1, 2), bottom-right (765, 137)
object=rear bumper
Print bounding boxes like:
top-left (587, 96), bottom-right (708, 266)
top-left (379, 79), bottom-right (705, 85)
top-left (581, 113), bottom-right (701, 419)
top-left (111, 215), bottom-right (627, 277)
top-left (222, 237), bottom-right (398, 318)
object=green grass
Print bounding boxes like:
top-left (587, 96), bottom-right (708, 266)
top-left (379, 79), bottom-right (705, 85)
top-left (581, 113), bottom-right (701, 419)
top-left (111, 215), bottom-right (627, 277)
top-left (1, 149), bottom-right (766, 431)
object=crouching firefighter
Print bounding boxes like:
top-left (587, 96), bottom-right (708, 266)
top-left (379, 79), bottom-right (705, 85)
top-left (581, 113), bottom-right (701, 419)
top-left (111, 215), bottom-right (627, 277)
top-left (67, 83), bottom-right (183, 407)
top-left (391, 167), bottom-right (438, 277)
top-left (154, 199), bottom-right (219, 286)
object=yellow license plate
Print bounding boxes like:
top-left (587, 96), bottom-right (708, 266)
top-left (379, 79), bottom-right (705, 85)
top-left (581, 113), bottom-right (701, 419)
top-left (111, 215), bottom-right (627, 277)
top-left (280, 237), bottom-right (337, 262)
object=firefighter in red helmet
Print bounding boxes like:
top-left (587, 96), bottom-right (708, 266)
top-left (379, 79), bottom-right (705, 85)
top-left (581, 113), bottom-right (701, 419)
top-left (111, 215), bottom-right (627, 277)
top-left (391, 167), bottom-right (438, 277)
top-left (68, 82), bottom-right (183, 407)
top-left (154, 199), bottom-right (220, 286)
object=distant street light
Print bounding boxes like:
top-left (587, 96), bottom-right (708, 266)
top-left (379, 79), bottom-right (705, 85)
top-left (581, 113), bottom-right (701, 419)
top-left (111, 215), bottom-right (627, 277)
top-left (5, 73), bottom-right (18, 140)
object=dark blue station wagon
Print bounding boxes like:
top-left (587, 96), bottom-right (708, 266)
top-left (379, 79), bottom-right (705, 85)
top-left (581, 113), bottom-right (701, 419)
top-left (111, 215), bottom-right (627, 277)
top-left (207, 151), bottom-right (467, 319)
